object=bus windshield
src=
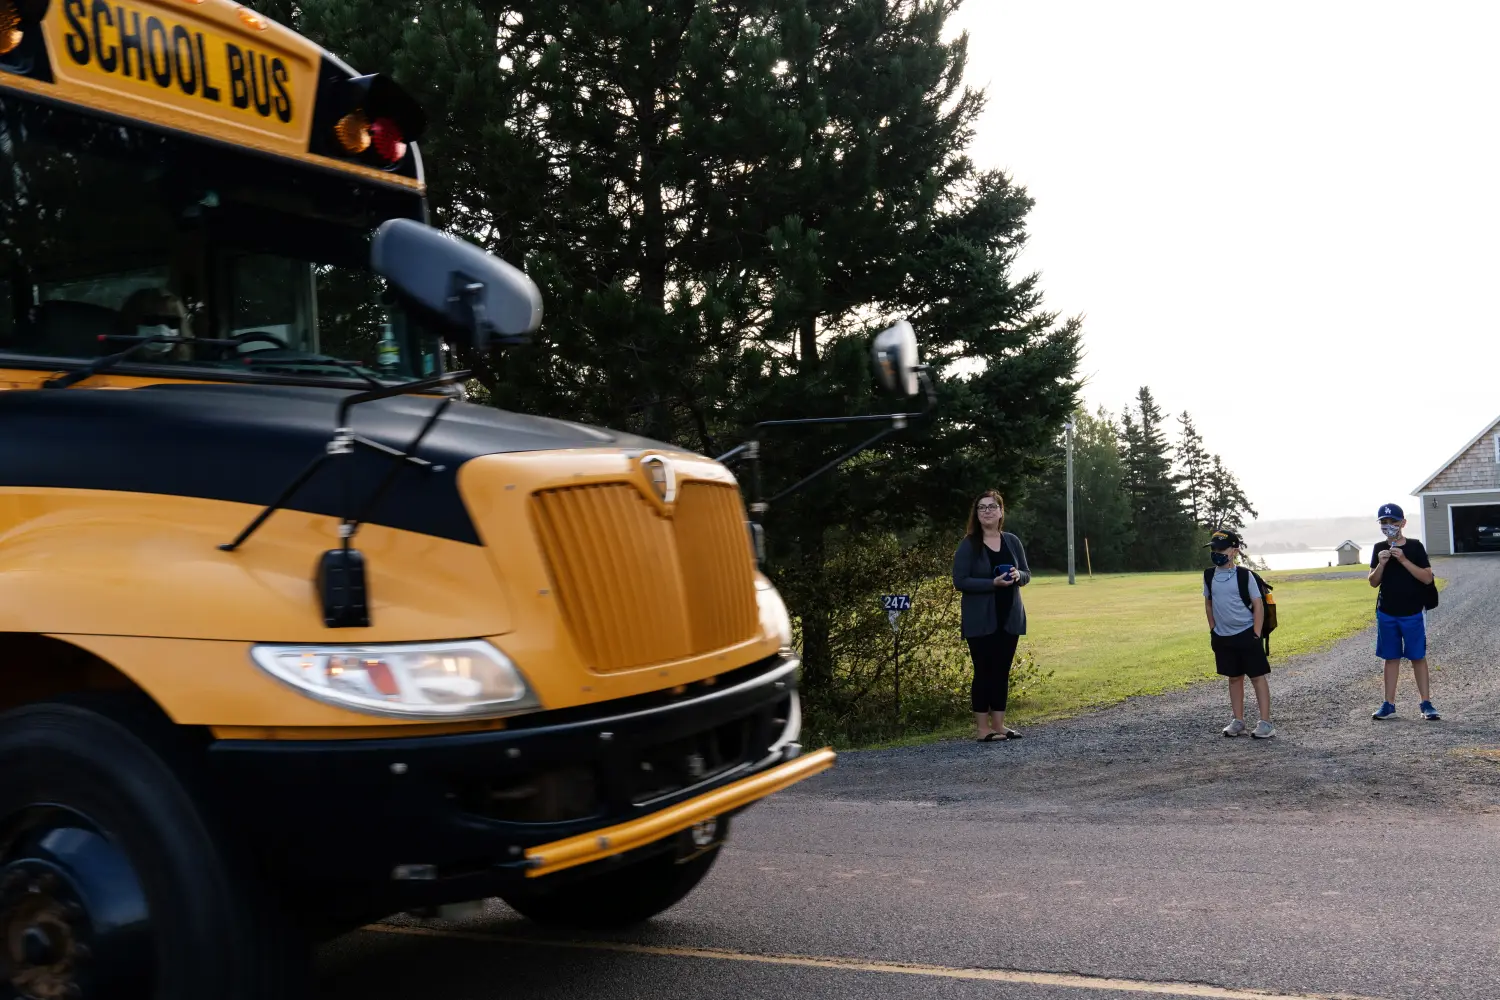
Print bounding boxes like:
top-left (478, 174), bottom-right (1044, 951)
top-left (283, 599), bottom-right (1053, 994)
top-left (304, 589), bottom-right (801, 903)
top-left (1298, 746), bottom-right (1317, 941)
top-left (0, 93), bottom-right (442, 383)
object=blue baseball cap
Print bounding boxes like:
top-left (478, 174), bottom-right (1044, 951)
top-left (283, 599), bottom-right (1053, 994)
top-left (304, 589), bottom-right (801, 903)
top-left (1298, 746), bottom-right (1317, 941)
top-left (1377, 503), bottom-right (1404, 521)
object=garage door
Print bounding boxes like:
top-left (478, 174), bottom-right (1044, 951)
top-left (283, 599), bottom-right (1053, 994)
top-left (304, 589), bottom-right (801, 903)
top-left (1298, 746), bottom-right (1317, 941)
top-left (1452, 504), bottom-right (1500, 553)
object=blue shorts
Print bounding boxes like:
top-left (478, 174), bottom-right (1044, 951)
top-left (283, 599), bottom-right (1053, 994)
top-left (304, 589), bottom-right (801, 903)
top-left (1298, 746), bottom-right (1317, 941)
top-left (1376, 610), bottom-right (1427, 661)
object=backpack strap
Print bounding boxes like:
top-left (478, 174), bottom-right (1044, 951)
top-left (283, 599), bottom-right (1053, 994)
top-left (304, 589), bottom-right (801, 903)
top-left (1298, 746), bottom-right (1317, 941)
top-left (1238, 568), bottom-right (1273, 656)
top-left (1203, 567), bottom-right (1212, 590)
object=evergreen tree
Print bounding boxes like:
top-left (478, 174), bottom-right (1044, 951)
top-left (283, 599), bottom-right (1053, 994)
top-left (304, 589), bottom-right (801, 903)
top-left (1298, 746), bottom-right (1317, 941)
top-left (1176, 410), bottom-right (1211, 528)
top-left (1072, 407), bottom-right (1134, 572)
top-left (1203, 455), bottom-right (1258, 533)
top-left (1010, 406), bottom-right (1132, 572)
top-left (285, 0), bottom-right (1082, 694)
top-left (1118, 387), bottom-right (1194, 569)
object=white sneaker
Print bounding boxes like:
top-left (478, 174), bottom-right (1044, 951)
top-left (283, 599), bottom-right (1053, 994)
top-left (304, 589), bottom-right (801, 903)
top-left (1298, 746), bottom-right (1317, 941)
top-left (1222, 718), bottom-right (1247, 737)
top-left (1252, 720), bottom-right (1276, 739)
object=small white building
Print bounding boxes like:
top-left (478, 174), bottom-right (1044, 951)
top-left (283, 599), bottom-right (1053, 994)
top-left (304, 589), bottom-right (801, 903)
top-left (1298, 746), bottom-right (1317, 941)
top-left (1334, 540), bottom-right (1361, 566)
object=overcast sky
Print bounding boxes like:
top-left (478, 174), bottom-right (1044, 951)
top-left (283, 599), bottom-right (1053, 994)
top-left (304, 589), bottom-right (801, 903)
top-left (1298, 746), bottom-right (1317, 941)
top-left (946, 1), bottom-right (1497, 532)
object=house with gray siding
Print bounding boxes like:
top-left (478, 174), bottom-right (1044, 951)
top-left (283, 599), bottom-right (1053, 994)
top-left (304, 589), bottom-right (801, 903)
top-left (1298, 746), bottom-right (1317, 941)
top-left (1412, 414), bottom-right (1500, 555)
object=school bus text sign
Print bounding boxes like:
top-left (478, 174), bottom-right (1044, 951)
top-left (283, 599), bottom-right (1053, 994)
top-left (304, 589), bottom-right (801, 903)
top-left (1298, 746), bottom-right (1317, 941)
top-left (41, 0), bottom-right (315, 150)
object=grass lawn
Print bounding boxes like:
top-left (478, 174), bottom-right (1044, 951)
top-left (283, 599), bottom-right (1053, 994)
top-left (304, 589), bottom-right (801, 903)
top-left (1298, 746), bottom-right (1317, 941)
top-left (865, 562), bottom-right (1432, 750)
top-left (1013, 568), bottom-right (1377, 722)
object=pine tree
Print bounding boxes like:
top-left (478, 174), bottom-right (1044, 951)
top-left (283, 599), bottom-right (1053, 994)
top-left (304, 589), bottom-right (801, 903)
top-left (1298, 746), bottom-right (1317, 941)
top-left (287, 0), bottom-right (1083, 694)
top-left (1073, 407), bottom-right (1134, 572)
top-left (1203, 455), bottom-right (1258, 533)
top-left (1118, 388), bottom-right (1195, 569)
top-left (1176, 410), bottom-right (1211, 528)
top-left (1010, 406), bottom-right (1132, 572)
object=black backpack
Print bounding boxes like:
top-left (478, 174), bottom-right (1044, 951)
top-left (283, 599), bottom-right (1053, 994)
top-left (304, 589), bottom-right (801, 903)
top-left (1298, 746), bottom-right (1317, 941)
top-left (1204, 566), bottom-right (1277, 655)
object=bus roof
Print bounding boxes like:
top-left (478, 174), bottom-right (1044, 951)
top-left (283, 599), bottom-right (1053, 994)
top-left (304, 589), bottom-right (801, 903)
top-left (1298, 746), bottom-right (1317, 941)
top-left (0, 0), bottom-right (425, 194)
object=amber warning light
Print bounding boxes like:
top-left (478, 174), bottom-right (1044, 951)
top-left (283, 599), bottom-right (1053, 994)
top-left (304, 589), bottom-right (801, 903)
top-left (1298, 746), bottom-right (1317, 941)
top-left (0, 0), bottom-right (23, 56)
top-left (334, 109), bottom-right (407, 164)
top-left (319, 73), bottom-right (425, 169)
top-left (334, 109), bottom-right (372, 153)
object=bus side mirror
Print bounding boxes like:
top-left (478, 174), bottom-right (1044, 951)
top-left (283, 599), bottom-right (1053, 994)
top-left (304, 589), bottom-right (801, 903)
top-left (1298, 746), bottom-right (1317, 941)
top-left (871, 320), bottom-right (920, 397)
top-left (370, 219), bottom-right (543, 353)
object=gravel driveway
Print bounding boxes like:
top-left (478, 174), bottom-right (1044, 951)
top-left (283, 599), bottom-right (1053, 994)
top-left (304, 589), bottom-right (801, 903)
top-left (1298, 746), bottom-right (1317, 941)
top-left (797, 554), bottom-right (1500, 819)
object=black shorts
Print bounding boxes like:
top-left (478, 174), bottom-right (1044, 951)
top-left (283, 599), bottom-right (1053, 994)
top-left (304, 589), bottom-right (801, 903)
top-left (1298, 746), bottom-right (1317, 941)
top-left (1211, 627), bottom-right (1270, 678)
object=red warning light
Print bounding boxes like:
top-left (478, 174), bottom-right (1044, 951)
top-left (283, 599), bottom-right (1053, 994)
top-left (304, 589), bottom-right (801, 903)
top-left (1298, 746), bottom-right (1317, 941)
top-left (369, 117), bottom-right (407, 164)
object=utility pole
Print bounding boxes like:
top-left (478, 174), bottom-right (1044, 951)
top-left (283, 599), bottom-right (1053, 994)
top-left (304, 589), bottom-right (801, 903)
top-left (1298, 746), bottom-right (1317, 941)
top-left (1065, 417), bottom-right (1076, 585)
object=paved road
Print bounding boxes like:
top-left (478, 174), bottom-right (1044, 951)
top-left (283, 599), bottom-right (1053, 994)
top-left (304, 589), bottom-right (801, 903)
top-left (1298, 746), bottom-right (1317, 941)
top-left (316, 556), bottom-right (1500, 1000)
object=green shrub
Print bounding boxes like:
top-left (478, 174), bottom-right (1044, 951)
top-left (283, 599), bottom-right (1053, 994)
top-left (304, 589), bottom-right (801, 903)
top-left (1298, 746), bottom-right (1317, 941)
top-left (791, 532), bottom-right (1054, 748)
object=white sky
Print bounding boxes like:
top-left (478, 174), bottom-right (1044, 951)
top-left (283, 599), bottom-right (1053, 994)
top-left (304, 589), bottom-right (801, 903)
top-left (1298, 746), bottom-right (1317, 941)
top-left (947, 1), bottom-right (1497, 528)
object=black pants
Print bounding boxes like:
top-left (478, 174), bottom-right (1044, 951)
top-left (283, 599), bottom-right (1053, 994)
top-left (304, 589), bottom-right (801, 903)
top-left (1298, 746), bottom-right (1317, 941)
top-left (966, 630), bottom-right (1020, 713)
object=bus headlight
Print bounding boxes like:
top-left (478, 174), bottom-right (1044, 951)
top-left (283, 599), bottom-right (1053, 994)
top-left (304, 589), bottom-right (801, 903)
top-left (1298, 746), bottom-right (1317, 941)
top-left (249, 640), bottom-right (541, 719)
top-left (755, 576), bottom-right (794, 652)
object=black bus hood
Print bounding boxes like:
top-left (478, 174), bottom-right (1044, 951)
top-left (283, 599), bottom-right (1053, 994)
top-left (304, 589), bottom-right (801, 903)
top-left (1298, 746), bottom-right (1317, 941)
top-left (0, 382), bottom-right (680, 545)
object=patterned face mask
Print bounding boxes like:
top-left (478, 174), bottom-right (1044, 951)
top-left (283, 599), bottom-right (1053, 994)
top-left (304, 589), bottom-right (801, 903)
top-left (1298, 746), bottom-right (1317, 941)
top-left (136, 323), bottom-right (176, 355)
top-left (1381, 524), bottom-right (1400, 539)
top-left (1211, 552), bottom-right (1231, 566)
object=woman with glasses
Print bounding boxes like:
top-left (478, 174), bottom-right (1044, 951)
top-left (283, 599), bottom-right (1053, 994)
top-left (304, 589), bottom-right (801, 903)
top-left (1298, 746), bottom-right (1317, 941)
top-left (952, 490), bottom-right (1033, 741)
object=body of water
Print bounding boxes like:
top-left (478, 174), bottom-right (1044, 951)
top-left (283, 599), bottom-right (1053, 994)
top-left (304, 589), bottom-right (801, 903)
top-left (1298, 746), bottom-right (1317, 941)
top-left (1258, 547), bottom-right (1374, 571)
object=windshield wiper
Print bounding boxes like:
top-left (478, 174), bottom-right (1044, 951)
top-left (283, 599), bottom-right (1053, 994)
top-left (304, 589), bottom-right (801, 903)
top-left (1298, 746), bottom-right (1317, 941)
top-left (236, 354), bottom-right (384, 389)
top-left (44, 334), bottom-right (243, 390)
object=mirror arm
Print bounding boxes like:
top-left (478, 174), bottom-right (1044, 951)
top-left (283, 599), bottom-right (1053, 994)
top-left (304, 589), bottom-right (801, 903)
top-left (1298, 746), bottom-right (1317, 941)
top-left (766, 423), bottom-right (903, 506)
top-left (714, 441), bottom-right (753, 464)
top-left (917, 366), bottom-right (937, 412)
top-left (745, 367), bottom-right (934, 436)
top-left (723, 365), bottom-right (935, 524)
top-left (448, 274), bottom-right (530, 351)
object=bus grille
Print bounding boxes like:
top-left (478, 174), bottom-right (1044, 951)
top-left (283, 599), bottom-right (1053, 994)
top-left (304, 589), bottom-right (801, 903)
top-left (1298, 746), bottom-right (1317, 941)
top-left (531, 481), bottom-right (760, 673)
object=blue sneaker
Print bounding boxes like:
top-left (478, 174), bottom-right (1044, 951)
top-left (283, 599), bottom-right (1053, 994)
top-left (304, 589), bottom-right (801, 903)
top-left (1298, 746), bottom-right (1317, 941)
top-left (1372, 702), bottom-right (1397, 721)
top-left (1420, 700), bottom-right (1441, 721)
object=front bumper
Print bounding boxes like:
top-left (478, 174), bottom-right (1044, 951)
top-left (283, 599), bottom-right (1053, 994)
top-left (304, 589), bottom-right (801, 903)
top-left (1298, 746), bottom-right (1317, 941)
top-left (205, 653), bottom-right (828, 907)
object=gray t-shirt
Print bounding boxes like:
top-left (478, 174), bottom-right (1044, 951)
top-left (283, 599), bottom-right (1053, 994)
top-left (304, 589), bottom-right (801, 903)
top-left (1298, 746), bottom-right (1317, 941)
top-left (1203, 566), bottom-right (1262, 637)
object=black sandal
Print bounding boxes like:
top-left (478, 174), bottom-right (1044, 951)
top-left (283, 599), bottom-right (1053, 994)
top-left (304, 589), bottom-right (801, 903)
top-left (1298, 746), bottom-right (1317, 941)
top-left (1002, 728), bottom-right (1022, 740)
top-left (977, 732), bottom-right (1001, 742)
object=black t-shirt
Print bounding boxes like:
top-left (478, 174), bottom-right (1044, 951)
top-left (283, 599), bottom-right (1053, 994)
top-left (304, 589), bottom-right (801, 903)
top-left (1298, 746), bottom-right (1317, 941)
top-left (985, 538), bottom-right (1017, 626)
top-left (1370, 538), bottom-right (1431, 617)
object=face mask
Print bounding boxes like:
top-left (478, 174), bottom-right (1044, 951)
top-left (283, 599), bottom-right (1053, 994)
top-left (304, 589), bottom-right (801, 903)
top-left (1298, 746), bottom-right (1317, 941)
top-left (1381, 524), bottom-right (1400, 539)
top-left (137, 324), bottom-right (175, 355)
top-left (1211, 552), bottom-right (1231, 566)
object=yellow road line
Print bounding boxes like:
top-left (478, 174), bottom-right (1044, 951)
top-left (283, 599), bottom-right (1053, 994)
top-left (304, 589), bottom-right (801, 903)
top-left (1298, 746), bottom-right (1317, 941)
top-left (364, 924), bottom-right (1382, 1000)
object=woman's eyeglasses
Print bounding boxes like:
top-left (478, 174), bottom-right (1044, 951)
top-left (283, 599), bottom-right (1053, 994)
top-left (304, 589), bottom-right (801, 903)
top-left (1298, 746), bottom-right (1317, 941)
top-left (976, 504), bottom-right (1001, 513)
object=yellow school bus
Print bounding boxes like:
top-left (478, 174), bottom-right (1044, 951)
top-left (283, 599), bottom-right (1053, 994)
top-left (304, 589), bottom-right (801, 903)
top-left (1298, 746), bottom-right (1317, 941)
top-left (0, 0), bottom-right (927, 996)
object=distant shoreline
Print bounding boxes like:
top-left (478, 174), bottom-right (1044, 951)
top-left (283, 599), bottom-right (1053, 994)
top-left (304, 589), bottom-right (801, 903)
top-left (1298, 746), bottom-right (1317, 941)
top-left (1255, 542), bottom-right (1380, 556)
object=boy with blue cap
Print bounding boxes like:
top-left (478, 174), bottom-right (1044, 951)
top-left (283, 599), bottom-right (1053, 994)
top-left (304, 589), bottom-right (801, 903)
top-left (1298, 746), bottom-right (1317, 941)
top-left (1368, 503), bottom-right (1440, 721)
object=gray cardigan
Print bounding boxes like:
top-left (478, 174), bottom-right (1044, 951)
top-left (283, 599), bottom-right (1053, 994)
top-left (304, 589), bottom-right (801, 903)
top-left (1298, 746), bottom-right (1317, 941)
top-left (952, 532), bottom-right (1032, 638)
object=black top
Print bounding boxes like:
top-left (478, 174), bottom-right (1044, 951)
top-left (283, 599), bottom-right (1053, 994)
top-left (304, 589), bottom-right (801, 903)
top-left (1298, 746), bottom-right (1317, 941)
top-left (1370, 538), bottom-right (1432, 617)
top-left (984, 537), bottom-right (1017, 628)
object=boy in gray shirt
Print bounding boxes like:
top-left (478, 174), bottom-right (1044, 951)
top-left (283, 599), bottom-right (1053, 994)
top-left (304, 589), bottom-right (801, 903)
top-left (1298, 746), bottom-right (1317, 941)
top-left (1203, 529), bottom-right (1274, 739)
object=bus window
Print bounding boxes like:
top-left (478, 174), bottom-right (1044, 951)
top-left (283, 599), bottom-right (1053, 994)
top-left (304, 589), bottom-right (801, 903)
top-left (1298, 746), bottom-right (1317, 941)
top-left (225, 251), bottom-right (439, 379)
top-left (227, 254), bottom-right (313, 350)
top-left (40, 267), bottom-right (174, 312)
top-left (0, 93), bottom-right (439, 383)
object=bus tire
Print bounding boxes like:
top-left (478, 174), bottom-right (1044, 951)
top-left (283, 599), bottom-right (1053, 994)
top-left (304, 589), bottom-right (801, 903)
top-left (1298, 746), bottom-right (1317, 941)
top-left (498, 833), bottom-right (725, 930)
top-left (0, 696), bottom-right (310, 1000)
